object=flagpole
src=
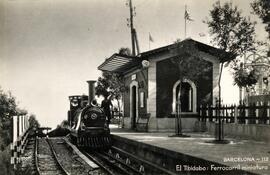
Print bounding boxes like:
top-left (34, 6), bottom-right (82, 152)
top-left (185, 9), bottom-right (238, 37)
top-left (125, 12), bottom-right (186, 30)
top-left (148, 32), bottom-right (150, 50)
top-left (149, 33), bottom-right (150, 50)
top-left (184, 5), bottom-right (187, 39)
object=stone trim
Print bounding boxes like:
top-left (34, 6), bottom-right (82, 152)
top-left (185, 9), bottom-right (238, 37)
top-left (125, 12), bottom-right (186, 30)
top-left (147, 60), bottom-right (158, 130)
top-left (172, 78), bottom-right (197, 114)
top-left (147, 61), bottom-right (157, 116)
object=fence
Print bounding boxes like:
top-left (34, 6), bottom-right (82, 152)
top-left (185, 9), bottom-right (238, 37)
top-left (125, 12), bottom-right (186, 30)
top-left (198, 101), bottom-right (270, 125)
top-left (10, 115), bottom-right (29, 167)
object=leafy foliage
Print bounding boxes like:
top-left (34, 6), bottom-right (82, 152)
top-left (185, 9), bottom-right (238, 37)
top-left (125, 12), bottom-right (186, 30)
top-left (251, 0), bottom-right (270, 39)
top-left (96, 71), bottom-right (126, 118)
top-left (96, 47), bottom-right (131, 114)
top-left (205, 1), bottom-right (258, 97)
top-left (233, 63), bottom-right (259, 87)
top-left (0, 148), bottom-right (14, 175)
top-left (0, 88), bottom-right (18, 150)
top-left (0, 88), bottom-right (40, 174)
top-left (96, 47), bottom-right (130, 99)
top-left (28, 114), bottom-right (40, 130)
top-left (169, 40), bottom-right (213, 135)
top-left (169, 42), bottom-right (212, 83)
top-left (0, 88), bottom-right (40, 149)
top-left (0, 89), bottom-right (17, 121)
top-left (118, 47), bottom-right (131, 56)
top-left (96, 71), bottom-right (126, 100)
top-left (205, 1), bottom-right (257, 59)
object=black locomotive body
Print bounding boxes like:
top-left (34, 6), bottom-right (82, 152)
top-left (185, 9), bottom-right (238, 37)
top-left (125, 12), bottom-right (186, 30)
top-left (68, 81), bottom-right (111, 148)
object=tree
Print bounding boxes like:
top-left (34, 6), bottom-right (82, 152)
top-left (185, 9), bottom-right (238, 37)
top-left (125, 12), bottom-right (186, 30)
top-left (205, 1), bottom-right (258, 103)
top-left (28, 114), bottom-right (40, 130)
top-left (96, 47), bottom-right (131, 117)
top-left (205, 2), bottom-right (257, 57)
top-left (170, 42), bottom-right (213, 82)
top-left (232, 63), bottom-right (259, 102)
top-left (251, 0), bottom-right (270, 56)
top-left (0, 88), bottom-right (17, 121)
top-left (204, 1), bottom-right (257, 141)
top-left (169, 41), bottom-right (212, 136)
top-left (0, 88), bottom-right (18, 150)
top-left (0, 88), bottom-right (37, 174)
top-left (96, 71), bottom-right (126, 115)
top-left (251, 0), bottom-right (270, 39)
top-left (118, 47), bottom-right (131, 56)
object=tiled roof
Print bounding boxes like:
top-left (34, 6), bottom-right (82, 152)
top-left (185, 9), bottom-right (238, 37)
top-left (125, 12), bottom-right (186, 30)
top-left (98, 38), bottom-right (236, 73)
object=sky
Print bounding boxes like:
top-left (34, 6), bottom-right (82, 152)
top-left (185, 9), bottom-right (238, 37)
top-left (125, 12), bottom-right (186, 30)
top-left (0, 0), bottom-right (268, 129)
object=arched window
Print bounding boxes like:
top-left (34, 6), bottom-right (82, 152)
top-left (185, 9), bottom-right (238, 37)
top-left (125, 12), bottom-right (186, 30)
top-left (172, 79), bottom-right (197, 113)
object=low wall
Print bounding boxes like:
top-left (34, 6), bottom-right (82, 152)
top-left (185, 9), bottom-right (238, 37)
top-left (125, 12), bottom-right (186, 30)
top-left (122, 117), bottom-right (199, 132)
top-left (153, 118), bottom-right (198, 132)
top-left (112, 135), bottom-right (253, 175)
top-left (198, 121), bottom-right (270, 143)
top-left (248, 94), bottom-right (270, 104)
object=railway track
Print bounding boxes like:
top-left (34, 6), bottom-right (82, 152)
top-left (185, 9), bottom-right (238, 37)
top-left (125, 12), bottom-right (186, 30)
top-left (18, 137), bottom-right (36, 174)
top-left (84, 151), bottom-right (139, 175)
top-left (35, 137), bottom-right (69, 175)
top-left (83, 146), bottom-right (175, 175)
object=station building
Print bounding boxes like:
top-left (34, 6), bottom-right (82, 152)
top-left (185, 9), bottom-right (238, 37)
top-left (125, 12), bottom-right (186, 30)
top-left (98, 38), bottom-right (234, 132)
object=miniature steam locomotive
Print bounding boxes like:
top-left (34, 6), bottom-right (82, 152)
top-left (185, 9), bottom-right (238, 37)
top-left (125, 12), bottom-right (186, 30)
top-left (68, 81), bottom-right (111, 148)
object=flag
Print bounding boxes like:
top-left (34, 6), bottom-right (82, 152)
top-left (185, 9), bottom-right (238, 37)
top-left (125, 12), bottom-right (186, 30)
top-left (149, 33), bottom-right (154, 42)
top-left (184, 9), bottom-right (193, 21)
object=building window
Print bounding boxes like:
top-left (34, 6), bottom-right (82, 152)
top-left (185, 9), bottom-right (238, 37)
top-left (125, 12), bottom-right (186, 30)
top-left (172, 79), bottom-right (197, 113)
top-left (140, 92), bottom-right (145, 108)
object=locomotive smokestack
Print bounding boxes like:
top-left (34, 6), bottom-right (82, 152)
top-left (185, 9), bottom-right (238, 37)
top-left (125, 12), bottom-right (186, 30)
top-left (87, 80), bottom-right (96, 105)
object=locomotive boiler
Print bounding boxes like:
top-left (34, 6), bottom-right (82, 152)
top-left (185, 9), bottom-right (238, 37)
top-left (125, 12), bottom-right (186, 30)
top-left (68, 81), bottom-right (111, 148)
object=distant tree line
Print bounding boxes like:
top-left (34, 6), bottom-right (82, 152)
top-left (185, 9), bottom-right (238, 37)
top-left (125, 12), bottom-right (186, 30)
top-left (0, 87), bottom-right (40, 174)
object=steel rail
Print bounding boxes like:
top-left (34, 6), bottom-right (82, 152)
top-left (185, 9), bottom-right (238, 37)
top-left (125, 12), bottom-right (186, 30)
top-left (34, 137), bottom-right (41, 175)
top-left (84, 150), bottom-right (143, 175)
top-left (100, 151), bottom-right (143, 175)
top-left (35, 137), bottom-right (69, 175)
top-left (83, 146), bottom-right (175, 175)
top-left (110, 146), bottom-right (176, 175)
top-left (94, 151), bottom-right (134, 175)
top-left (46, 138), bottom-right (70, 175)
top-left (83, 151), bottom-right (116, 175)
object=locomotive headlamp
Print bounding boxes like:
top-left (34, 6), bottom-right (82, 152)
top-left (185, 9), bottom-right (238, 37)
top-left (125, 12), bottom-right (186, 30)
top-left (91, 113), bottom-right (98, 120)
top-left (71, 99), bottom-right (78, 107)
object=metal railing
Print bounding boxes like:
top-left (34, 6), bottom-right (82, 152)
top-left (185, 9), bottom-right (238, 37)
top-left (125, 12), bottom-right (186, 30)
top-left (198, 102), bottom-right (270, 125)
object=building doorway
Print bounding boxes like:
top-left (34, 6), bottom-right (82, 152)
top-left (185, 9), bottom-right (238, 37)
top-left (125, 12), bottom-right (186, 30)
top-left (176, 82), bottom-right (193, 112)
top-left (172, 79), bottom-right (197, 113)
top-left (131, 86), bottom-right (137, 129)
